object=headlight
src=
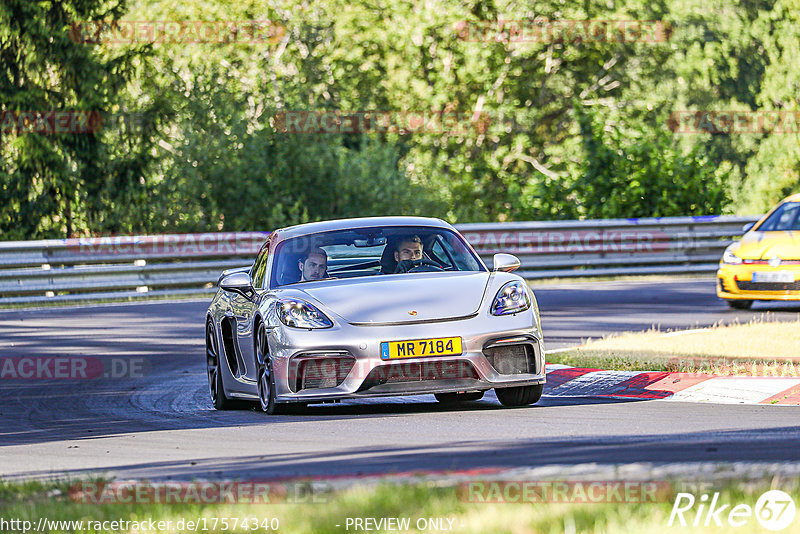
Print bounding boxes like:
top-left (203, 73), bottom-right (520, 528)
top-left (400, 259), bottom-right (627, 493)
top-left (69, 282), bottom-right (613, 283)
top-left (491, 280), bottom-right (531, 316)
top-left (277, 298), bottom-right (333, 329)
top-left (722, 244), bottom-right (743, 265)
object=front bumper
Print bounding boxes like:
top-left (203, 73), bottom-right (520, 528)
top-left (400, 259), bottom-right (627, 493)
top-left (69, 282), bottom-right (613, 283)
top-left (717, 263), bottom-right (800, 301)
top-left (267, 312), bottom-right (545, 403)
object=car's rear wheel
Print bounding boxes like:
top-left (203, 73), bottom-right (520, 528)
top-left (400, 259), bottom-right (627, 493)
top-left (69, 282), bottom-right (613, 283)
top-left (727, 299), bottom-right (753, 310)
top-left (495, 384), bottom-right (543, 407)
top-left (256, 323), bottom-right (304, 415)
top-left (206, 319), bottom-right (235, 410)
top-left (434, 391), bottom-right (485, 404)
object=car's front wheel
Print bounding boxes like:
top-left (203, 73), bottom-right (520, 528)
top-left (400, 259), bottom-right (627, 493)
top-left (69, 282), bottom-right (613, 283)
top-left (727, 299), bottom-right (753, 310)
top-left (434, 391), bottom-right (485, 404)
top-left (495, 384), bottom-right (543, 407)
top-left (256, 323), bottom-right (304, 415)
top-left (206, 320), bottom-right (235, 410)
top-left (257, 358), bottom-right (281, 414)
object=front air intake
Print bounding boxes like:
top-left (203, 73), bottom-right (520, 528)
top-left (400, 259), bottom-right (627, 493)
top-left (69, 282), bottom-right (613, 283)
top-left (359, 360), bottom-right (480, 390)
top-left (483, 340), bottom-right (539, 375)
top-left (292, 355), bottom-right (355, 391)
top-left (736, 280), bottom-right (800, 291)
top-left (719, 277), bottom-right (735, 294)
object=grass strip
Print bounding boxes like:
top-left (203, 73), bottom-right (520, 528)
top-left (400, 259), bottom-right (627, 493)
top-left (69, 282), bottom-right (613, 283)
top-left (547, 318), bottom-right (800, 376)
top-left (1, 476), bottom-right (799, 533)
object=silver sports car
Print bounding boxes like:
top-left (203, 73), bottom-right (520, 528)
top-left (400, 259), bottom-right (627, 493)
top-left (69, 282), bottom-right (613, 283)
top-left (205, 216), bottom-right (545, 414)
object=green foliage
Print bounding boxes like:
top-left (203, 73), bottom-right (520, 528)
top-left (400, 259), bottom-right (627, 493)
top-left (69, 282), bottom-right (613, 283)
top-left (737, 0), bottom-right (800, 213)
top-left (0, 0), bottom-right (796, 238)
top-left (576, 106), bottom-right (729, 218)
top-left (0, 0), bottom-right (166, 239)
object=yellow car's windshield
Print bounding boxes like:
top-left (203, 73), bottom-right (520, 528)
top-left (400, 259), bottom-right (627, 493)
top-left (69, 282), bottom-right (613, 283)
top-left (757, 202), bottom-right (800, 231)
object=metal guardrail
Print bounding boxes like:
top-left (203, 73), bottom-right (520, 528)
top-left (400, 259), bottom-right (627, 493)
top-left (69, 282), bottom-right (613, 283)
top-left (458, 215), bottom-right (759, 279)
top-left (0, 216), bottom-right (759, 304)
top-left (0, 233), bottom-right (268, 305)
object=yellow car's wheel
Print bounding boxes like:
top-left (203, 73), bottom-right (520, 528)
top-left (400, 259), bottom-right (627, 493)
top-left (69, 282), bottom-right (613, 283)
top-left (727, 300), bottom-right (753, 310)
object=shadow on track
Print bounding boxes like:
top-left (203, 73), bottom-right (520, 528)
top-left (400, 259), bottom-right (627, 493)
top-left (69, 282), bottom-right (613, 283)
top-left (10, 424), bottom-right (800, 481)
top-left (0, 375), bottom-right (649, 447)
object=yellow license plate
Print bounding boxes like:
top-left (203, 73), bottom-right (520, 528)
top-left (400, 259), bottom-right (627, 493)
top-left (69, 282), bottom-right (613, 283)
top-left (380, 337), bottom-right (462, 360)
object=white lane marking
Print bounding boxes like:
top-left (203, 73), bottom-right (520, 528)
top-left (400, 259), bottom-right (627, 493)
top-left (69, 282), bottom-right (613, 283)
top-left (544, 364), bottom-right (573, 372)
top-left (545, 347), bottom-right (584, 354)
top-left (664, 378), bottom-right (800, 404)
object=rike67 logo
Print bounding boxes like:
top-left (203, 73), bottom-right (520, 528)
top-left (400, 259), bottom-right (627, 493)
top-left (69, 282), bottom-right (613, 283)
top-left (669, 490), bottom-right (796, 531)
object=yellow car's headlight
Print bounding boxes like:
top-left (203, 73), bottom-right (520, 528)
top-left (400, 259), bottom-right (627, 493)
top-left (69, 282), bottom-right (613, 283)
top-left (722, 243), bottom-right (743, 265)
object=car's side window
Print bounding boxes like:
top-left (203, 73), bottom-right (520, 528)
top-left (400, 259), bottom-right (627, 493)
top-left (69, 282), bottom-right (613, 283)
top-left (429, 238), bottom-right (455, 270)
top-left (433, 234), bottom-right (478, 271)
top-left (251, 241), bottom-right (270, 289)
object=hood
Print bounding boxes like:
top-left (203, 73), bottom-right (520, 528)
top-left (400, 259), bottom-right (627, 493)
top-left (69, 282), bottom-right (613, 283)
top-left (292, 272), bottom-right (492, 324)
top-left (736, 231), bottom-right (800, 260)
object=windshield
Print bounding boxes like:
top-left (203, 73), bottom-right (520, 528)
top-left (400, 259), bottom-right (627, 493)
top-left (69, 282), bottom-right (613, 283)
top-left (269, 225), bottom-right (485, 288)
top-left (756, 202), bottom-right (800, 231)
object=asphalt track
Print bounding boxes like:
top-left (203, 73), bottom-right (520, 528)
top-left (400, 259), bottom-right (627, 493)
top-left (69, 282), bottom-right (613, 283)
top-left (0, 277), bottom-right (798, 481)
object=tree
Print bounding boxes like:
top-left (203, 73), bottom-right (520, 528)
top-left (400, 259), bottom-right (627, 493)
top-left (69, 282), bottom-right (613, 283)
top-left (575, 106), bottom-right (729, 218)
top-left (0, 0), bottom-right (158, 238)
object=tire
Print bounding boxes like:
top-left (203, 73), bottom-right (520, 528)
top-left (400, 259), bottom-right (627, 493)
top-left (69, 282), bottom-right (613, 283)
top-left (257, 358), bottom-right (280, 414)
top-left (495, 384), bottom-right (543, 407)
top-left (727, 300), bottom-right (753, 310)
top-left (206, 319), bottom-right (236, 410)
top-left (255, 323), bottom-right (304, 415)
top-left (434, 391), bottom-right (485, 404)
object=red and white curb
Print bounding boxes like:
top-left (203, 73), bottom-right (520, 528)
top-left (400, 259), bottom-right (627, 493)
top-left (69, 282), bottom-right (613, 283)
top-left (544, 364), bottom-right (800, 405)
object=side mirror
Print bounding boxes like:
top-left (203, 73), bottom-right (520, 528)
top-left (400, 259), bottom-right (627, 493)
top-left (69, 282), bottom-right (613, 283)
top-left (219, 272), bottom-right (255, 299)
top-left (493, 253), bottom-right (520, 273)
top-left (742, 222), bottom-right (755, 233)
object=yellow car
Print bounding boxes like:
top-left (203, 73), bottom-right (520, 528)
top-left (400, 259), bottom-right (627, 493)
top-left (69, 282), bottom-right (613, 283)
top-left (717, 194), bottom-right (800, 309)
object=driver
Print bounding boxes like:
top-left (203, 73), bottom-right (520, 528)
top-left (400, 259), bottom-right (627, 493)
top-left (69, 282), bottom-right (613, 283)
top-left (298, 247), bottom-right (328, 281)
top-left (393, 235), bottom-right (424, 273)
